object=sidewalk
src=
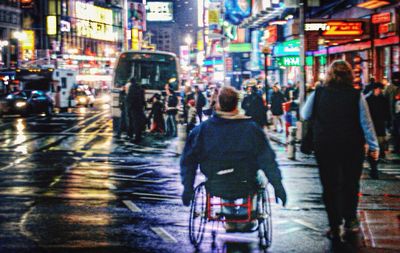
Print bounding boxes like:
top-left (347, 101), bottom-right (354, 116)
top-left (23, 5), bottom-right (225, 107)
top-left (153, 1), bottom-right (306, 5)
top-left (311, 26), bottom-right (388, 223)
top-left (266, 129), bottom-right (400, 252)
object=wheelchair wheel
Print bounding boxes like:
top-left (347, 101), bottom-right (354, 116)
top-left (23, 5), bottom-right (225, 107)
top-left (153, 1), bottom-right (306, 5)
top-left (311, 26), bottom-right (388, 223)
top-left (258, 188), bottom-right (272, 249)
top-left (189, 183), bottom-right (207, 248)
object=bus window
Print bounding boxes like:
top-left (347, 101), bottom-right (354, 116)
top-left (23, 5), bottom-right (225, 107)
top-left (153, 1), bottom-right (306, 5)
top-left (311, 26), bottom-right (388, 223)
top-left (114, 52), bottom-right (178, 91)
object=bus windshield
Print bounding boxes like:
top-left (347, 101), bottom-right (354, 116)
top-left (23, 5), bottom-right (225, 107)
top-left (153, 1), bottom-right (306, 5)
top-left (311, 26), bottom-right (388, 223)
top-left (114, 52), bottom-right (178, 90)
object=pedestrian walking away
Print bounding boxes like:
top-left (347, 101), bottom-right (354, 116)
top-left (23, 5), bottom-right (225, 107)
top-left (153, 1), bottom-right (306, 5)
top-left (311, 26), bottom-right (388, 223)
top-left (301, 60), bottom-right (379, 251)
top-left (241, 85), bottom-right (267, 128)
top-left (366, 82), bottom-right (390, 178)
top-left (270, 84), bottom-right (286, 132)
top-left (186, 99), bottom-right (197, 134)
top-left (126, 78), bottom-right (147, 143)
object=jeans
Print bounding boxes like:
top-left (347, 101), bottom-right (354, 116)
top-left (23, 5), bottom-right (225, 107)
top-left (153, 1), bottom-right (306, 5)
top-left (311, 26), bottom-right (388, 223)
top-left (166, 113), bottom-right (177, 137)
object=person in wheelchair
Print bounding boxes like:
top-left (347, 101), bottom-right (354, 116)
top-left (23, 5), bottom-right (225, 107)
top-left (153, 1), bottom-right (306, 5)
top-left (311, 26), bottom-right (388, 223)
top-left (180, 86), bottom-right (287, 232)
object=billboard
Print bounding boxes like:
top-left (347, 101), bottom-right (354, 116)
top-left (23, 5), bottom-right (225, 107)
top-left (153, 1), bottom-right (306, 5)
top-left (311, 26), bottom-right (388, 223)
top-left (146, 2), bottom-right (173, 22)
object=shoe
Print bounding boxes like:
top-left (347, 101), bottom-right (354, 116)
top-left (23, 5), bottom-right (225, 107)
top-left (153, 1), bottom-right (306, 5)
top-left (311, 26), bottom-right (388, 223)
top-left (326, 227), bottom-right (341, 240)
top-left (344, 219), bottom-right (360, 233)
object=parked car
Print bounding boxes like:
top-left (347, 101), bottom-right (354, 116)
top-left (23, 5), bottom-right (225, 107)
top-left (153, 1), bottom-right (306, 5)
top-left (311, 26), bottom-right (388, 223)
top-left (75, 89), bottom-right (95, 107)
top-left (0, 90), bottom-right (54, 117)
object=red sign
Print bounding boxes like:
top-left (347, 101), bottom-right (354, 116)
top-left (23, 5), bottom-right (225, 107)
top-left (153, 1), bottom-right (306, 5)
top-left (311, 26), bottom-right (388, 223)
top-left (323, 21), bottom-right (364, 36)
top-left (372, 12), bottom-right (391, 24)
top-left (379, 24), bottom-right (388, 34)
top-left (266, 25), bottom-right (278, 44)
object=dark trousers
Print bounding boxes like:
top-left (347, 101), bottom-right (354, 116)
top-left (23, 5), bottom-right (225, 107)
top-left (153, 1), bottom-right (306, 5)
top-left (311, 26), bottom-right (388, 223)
top-left (315, 143), bottom-right (364, 228)
top-left (197, 108), bottom-right (203, 123)
top-left (117, 108), bottom-right (126, 137)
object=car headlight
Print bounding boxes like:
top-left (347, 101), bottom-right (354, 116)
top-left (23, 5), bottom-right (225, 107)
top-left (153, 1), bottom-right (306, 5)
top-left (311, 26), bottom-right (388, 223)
top-left (78, 97), bottom-right (87, 103)
top-left (15, 101), bottom-right (27, 108)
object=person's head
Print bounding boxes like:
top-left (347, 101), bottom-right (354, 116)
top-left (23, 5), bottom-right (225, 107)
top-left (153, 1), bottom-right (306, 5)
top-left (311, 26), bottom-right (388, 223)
top-left (130, 78), bottom-right (137, 86)
top-left (370, 77), bottom-right (376, 84)
top-left (217, 86), bottom-right (239, 112)
top-left (188, 99), bottom-right (195, 107)
top-left (272, 85), bottom-right (280, 92)
top-left (165, 83), bottom-right (170, 91)
top-left (373, 82), bottom-right (384, 96)
top-left (153, 93), bottom-right (161, 102)
top-left (251, 85), bottom-right (258, 94)
top-left (391, 72), bottom-right (400, 87)
top-left (324, 60), bottom-right (354, 88)
top-left (194, 85), bottom-right (199, 92)
top-left (382, 78), bottom-right (389, 86)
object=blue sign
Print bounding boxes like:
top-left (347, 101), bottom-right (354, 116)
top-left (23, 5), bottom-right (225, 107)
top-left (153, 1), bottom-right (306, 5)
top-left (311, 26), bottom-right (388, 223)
top-left (225, 0), bottom-right (251, 25)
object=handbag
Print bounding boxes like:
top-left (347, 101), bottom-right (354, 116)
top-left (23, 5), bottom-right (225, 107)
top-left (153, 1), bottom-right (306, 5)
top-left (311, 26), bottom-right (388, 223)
top-left (300, 87), bottom-right (321, 155)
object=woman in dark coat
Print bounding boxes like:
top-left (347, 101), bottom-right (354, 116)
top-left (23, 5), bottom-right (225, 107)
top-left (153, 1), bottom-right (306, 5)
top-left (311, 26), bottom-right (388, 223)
top-left (301, 60), bottom-right (379, 249)
top-left (241, 86), bottom-right (267, 127)
top-left (270, 85), bottom-right (286, 132)
top-left (126, 79), bottom-right (146, 143)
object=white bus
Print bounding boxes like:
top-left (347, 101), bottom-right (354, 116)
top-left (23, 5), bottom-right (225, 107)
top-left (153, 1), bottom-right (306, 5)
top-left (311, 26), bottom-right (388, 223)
top-left (112, 50), bottom-right (180, 130)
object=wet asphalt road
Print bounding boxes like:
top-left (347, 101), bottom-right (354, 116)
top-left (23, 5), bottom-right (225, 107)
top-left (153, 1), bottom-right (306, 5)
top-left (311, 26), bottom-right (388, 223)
top-left (0, 105), bottom-right (399, 253)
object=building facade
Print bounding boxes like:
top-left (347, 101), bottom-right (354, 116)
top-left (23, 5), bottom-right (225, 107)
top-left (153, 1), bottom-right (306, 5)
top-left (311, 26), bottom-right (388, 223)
top-left (0, 0), bottom-right (21, 69)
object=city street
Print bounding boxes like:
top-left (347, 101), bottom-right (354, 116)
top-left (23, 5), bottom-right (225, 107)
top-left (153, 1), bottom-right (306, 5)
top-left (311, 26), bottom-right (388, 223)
top-left (0, 105), bottom-right (399, 253)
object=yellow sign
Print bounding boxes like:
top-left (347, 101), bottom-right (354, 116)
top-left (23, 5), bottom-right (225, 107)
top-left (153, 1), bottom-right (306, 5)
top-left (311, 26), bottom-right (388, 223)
top-left (21, 30), bottom-right (35, 61)
top-left (75, 2), bottom-right (115, 41)
top-left (197, 30), bottom-right (204, 51)
top-left (208, 9), bottom-right (219, 25)
top-left (46, 16), bottom-right (57, 35)
top-left (131, 28), bottom-right (140, 50)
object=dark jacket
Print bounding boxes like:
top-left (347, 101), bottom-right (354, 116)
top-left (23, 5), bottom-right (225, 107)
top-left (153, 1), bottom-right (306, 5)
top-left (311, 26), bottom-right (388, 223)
top-left (313, 86), bottom-right (364, 147)
top-left (367, 94), bottom-right (390, 136)
top-left (166, 93), bottom-right (178, 115)
top-left (149, 100), bottom-right (165, 131)
top-left (180, 114), bottom-right (282, 193)
top-left (242, 92), bottom-right (267, 127)
top-left (188, 91), bottom-right (206, 111)
top-left (270, 91), bottom-right (286, 115)
top-left (126, 83), bottom-right (146, 130)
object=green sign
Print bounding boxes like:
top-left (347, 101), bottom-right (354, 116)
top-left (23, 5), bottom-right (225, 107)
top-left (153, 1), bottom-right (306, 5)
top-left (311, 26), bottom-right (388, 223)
top-left (277, 56), bottom-right (314, 66)
top-left (228, 43), bottom-right (252, 53)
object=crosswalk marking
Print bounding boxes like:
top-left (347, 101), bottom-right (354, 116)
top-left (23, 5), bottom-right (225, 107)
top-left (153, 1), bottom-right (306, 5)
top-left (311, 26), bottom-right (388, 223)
top-left (123, 200), bottom-right (142, 212)
top-left (150, 227), bottom-right (178, 243)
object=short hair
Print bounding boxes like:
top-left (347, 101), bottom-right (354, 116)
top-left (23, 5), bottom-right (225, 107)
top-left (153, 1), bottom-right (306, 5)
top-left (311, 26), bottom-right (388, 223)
top-left (218, 86), bottom-right (239, 112)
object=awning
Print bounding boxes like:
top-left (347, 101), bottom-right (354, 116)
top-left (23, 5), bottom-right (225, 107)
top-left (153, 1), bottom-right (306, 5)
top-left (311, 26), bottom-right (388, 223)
top-left (239, 8), bottom-right (285, 29)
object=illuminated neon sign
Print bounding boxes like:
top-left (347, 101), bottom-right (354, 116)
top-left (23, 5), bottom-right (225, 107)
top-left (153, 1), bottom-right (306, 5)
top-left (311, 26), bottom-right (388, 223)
top-left (305, 21), bottom-right (365, 36)
top-left (75, 2), bottom-right (116, 41)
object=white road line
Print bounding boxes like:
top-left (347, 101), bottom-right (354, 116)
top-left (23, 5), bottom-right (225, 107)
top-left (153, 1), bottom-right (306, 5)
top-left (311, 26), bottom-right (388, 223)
top-left (139, 196), bottom-right (181, 203)
top-left (0, 157), bottom-right (28, 171)
top-left (150, 227), bottom-right (178, 243)
top-left (123, 200), bottom-right (142, 213)
top-left (292, 219), bottom-right (321, 232)
top-left (278, 227), bottom-right (303, 235)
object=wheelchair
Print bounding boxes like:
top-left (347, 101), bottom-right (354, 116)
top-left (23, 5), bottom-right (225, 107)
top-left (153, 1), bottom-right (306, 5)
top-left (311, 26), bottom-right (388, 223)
top-left (188, 179), bottom-right (272, 251)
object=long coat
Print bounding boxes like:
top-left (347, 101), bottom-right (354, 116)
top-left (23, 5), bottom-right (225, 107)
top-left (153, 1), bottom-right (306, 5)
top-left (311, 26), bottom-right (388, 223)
top-left (126, 83), bottom-right (146, 133)
top-left (270, 91), bottom-right (286, 116)
top-left (242, 92), bottom-right (267, 127)
top-left (367, 94), bottom-right (390, 136)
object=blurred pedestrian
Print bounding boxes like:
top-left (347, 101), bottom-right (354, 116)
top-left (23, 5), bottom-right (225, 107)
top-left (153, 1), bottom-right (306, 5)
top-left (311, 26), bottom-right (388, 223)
top-left (116, 84), bottom-right (128, 138)
top-left (363, 77), bottom-right (376, 95)
top-left (301, 60), bottom-right (379, 248)
top-left (270, 84), bottom-right (286, 132)
top-left (241, 85), bottom-right (267, 128)
top-left (148, 93), bottom-right (165, 134)
top-left (366, 83), bottom-right (390, 178)
top-left (126, 79), bottom-right (147, 143)
top-left (188, 85), bottom-right (206, 123)
top-left (165, 85), bottom-right (178, 137)
top-left (187, 99), bottom-right (197, 134)
top-left (384, 72), bottom-right (400, 154)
